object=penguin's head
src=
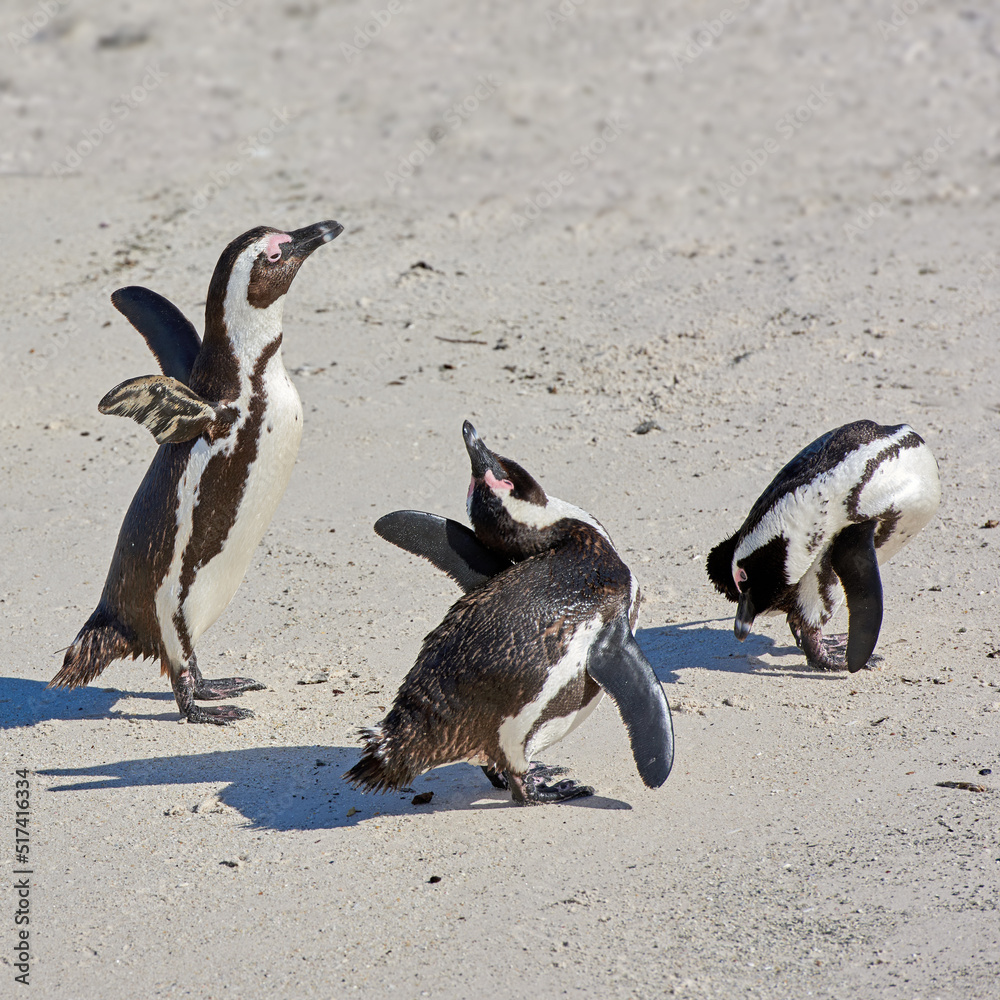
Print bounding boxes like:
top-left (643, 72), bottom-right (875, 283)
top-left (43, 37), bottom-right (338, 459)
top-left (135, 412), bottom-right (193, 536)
top-left (205, 220), bottom-right (343, 354)
top-left (463, 419), bottom-right (610, 562)
top-left (707, 533), bottom-right (789, 641)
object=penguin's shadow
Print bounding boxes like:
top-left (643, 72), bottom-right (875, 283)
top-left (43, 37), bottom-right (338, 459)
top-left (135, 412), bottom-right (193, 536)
top-left (0, 677), bottom-right (176, 730)
top-left (37, 746), bottom-right (632, 830)
top-left (636, 618), bottom-right (842, 681)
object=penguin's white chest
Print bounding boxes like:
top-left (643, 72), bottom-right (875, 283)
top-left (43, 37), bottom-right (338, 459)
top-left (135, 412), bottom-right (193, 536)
top-left (156, 359), bottom-right (303, 660)
top-left (186, 368), bottom-right (302, 639)
top-left (497, 613), bottom-right (605, 771)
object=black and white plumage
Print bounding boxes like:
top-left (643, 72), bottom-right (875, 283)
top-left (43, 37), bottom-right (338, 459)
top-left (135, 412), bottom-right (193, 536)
top-left (707, 420), bottom-right (941, 672)
top-left (345, 421), bottom-right (674, 805)
top-left (52, 221), bottom-right (343, 722)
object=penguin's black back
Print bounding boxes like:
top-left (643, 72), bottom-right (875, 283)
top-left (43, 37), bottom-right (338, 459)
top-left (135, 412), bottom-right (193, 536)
top-left (742, 420), bottom-right (920, 534)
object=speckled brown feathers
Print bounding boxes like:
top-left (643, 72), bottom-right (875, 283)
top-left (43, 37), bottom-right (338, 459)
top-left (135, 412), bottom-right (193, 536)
top-left (344, 526), bottom-right (629, 791)
top-left (49, 608), bottom-right (144, 689)
top-left (98, 375), bottom-right (236, 445)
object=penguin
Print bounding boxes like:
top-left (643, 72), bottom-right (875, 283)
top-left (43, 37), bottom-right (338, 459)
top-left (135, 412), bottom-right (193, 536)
top-left (51, 221), bottom-right (343, 723)
top-left (706, 420), bottom-right (941, 672)
top-left (344, 421), bottom-right (674, 805)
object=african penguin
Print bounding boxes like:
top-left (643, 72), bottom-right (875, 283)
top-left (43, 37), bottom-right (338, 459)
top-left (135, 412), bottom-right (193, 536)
top-left (344, 421), bottom-right (674, 805)
top-left (51, 221), bottom-right (343, 723)
top-left (706, 420), bottom-right (941, 672)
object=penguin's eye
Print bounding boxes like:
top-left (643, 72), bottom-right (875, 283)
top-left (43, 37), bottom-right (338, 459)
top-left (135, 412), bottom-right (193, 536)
top-left (734, 567), bottom-right (748, 593)
top-left (484, 469), bottom-right (514, 494)
top-left (263, 233), bottom-right (291, 264)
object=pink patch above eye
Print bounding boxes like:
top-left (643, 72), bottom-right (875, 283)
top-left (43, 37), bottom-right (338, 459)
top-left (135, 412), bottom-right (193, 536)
top-left (265, 233), bottom-right (291, 262)
top-left (484, 469), bottom-right (513, 493)
top-left (734, 567), bottom-right (747, 592)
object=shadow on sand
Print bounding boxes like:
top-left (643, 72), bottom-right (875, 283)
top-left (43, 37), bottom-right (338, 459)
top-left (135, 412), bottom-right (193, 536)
top-left (0, 677), bottom-right (176, 730)
top-left (17, 616), bottom-right (839, 831)
top-left (636, 617), bottom-right (846, 683)
top-left (37, 745), bottom-right (632, 830)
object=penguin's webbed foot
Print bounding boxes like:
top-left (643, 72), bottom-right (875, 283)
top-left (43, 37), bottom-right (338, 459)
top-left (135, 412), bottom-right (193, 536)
top-left (790, 621), bottom-right (850, 671)
top-left (192, 676), bottom-right (267, 700)
top-left (189, 661), bottom-right (265, 700)
top-left (185, 703), bottom-right (255, 725)
top-left (173, 662), bottom-right (258, 723)
top-left (505, 769), bottom-right (594, 806)
top-left (482, 760), bottom-right (569, 791)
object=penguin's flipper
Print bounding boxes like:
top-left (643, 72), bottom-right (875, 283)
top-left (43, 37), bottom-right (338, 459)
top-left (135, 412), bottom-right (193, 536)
top-left (374, 510), bottom-right (511, 593)
top-left (829, 520), bottom-right (884, 673)
top-left (586, 616), bottom-right (675, 788)
top-left (99, 375), bottom-right (235, 445)
top-left (111, 286), bottom-right (201, 384)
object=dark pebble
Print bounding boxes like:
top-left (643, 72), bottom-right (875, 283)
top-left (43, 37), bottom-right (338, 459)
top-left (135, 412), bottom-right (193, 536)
top-left (428, 875), bottom-right (442, 884)
top-left (979, 768), bottom-right (992, 776)
top-left (412, 791), bottom-right (434, 805)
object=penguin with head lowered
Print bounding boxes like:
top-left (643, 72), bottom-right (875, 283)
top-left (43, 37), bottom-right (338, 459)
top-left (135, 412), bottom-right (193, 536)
top-left (707, 420), bottom-right (941, 672)
top-left (51, 221), bottom-right (343, 722)
top-left (345, 421), bottom-right (674, 804)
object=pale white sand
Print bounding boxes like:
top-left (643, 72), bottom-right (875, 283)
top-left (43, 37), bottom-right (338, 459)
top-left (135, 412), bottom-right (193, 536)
top-left (2, 2), bottom-right (998, 997)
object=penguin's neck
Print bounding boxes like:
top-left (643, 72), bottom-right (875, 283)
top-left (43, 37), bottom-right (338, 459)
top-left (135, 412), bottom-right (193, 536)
top-left (473, 495), bottom-right (613, 561)
top-left (499, 494), bottom-right (612, 553)
top-left (195, 290), bottom-right (287, 401)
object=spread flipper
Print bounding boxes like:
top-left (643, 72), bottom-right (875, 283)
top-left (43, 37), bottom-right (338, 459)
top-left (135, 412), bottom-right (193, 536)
top-left (99, 375), bottom-right (235, 444)
top-left (586, 615), bottom-right (674, 787)
top-left (829, 520), bottom-right (884, 672)
top-left (111, 286), bottom-right (201, 384)
top-left (374, 510), bottom-right (511, 593)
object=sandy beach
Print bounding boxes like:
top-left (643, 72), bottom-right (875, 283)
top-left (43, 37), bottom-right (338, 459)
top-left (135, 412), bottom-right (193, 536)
top-left (2, 1), bottom-right (998, 997)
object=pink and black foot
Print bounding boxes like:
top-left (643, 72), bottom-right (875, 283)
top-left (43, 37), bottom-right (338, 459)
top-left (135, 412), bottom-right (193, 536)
top-left (482, 761), bottom-right (570, 791)
top-left (171, 656), bottom-right (261, 724)
top-left (189, 660), bottom-right (266, 700)
top-left (504, 764), bottom-right (594, 805)
top-left (788, 619), bottom-right (850, 671)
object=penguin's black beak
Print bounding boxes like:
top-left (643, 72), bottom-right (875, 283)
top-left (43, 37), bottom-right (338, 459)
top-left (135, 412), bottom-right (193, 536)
top-left (287, 221), bottom-right (344, 258)
top-left (734, 590), bottom-right (755, 641)
top-left (463, 420), bottom-right (507, 480)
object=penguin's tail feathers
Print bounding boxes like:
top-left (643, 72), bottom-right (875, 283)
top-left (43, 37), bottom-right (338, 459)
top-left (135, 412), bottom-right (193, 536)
top-left (343, 726), bottom-right (417, 793)
top-left (49, 609), bottom-right (142, 690)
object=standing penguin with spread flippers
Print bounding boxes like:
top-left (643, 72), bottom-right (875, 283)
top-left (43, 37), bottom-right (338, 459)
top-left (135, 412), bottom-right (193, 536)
top-left (706, 420), bottom-right (941, 672)
top-left (52, 221), bottom-right (343, 723)
top-left (345, 421), bottom-right (674, 805)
